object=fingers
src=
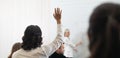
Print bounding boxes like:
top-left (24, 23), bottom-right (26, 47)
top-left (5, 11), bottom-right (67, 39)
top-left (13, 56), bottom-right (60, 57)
top-left (54, 8), bottom-right (62, 14)
top-left (55, 8), bottom-right (57, 14)
top-left (53, 13), bottom-right (55, 17)
top-left (60, 10), bottom-right (62, 14)
top-left (58, 8), bottom-right (62, 14)
top-left (57, 8), bottom-right (59, 14)
top-left (53, 7), bottom-right (62, 21)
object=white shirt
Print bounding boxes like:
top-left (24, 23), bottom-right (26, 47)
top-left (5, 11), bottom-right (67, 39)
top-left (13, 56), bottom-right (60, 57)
top-left (63, 37), bottom-right (75, 57)
top-left (12, 24), bottom-right (63, 58)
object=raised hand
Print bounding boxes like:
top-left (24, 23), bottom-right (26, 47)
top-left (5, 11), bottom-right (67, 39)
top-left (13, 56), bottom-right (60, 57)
top-left (53, 8), bottom-right (62, 24)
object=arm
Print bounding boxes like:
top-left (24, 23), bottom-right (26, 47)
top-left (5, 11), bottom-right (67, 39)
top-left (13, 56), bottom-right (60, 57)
top-left (64, 39), bottom-right (78, 52)
top-left (63, 37), bottom-right (76, 48)
top-left (42, 8), bottom-right (63, 56)
top-left (64, 38), bottom-right (82, 52)
top-left (64, 37), bottom-right (82, 48)
top-left (75, 40), bottom-right (82, 47)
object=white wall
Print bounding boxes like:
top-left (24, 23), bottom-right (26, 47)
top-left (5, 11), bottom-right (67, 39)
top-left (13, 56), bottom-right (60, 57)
top-left (0, 0), bottom-right (51, 58)
top-left (50, 0), bottom-right (120, 58)
top-left (0, 0), bottom-right (120, 58)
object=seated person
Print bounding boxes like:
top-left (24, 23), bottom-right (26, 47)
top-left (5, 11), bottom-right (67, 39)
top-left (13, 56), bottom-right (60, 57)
top-left (12, 8), bottom-right (63, 58)
top-left (49, 43), bottom-right (66, 58)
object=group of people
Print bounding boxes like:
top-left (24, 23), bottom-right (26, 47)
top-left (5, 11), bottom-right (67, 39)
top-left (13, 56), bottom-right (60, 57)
top-left (8, 2), bottom-right (120, 58)
top-left (8, 8), bottom-right (82, 58)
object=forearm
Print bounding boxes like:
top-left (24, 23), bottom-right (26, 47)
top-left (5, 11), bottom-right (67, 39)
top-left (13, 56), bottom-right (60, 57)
top-left (69, 43), bottom-right (76, 48)
top-left (57, 24), bottom-right (62, 34)
top-left (43, 24), bottom-right (63, 56)
top-left (43, 7), bottom-right (63, 56)
top-left (64, 41), bottom-right (76, 48)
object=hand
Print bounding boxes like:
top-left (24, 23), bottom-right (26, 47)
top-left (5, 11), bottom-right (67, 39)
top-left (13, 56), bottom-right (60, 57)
top-left (75, 40), bottom-right (82, 47)
top-left (73, 48), bottom-right (78, 52)
top-left (53, 8), bottom-right (62, 24)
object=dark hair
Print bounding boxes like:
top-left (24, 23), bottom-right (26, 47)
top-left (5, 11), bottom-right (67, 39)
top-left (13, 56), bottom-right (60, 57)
top-left (22, 25), bottom-right (43, 50)
top-left (8, 42), bottom-right (22, 58)
top-left (88, 3), bottom-right (120, 58)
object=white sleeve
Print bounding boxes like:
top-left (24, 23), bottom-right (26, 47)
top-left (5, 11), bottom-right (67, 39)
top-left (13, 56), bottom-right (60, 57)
top-left (64, 38), bottom-right (76, 48)
top-left (68, 40), bottom-right (76, 48)
top-left (42, 24), bottom-right (63, 56)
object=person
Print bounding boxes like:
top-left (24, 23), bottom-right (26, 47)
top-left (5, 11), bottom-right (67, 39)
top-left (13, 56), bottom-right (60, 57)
top-left (12, 8), bottom-right (63, 58)
top-left (88, 3), bottom-right (120, 58)
top-left (63, 29), bottom-right (82, 58)
top-left (49, 43), bottom-right (66, 58)
top-left (8, 42), bottom-right (22, 58)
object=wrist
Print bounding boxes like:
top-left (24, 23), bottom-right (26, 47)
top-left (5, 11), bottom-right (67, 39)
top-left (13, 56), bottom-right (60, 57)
top-left (57, 20), bottom-right (61, 24)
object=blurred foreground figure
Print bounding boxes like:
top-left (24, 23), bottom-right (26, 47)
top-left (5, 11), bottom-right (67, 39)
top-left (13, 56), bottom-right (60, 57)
top-left (88, 3), bottom-right (120, 58)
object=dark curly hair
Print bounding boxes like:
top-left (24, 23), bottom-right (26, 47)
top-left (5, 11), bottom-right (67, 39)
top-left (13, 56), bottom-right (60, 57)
top-left (22, 25), bottom-right (43, 50)
top-left (88, 3), bottom-right (120, 58)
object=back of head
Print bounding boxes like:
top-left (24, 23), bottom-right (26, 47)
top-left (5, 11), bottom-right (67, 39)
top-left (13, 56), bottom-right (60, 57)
top-left (8, 42), bottom-right (22, 58)
top-left (88, 3), bottom-right (120, 58)
top-left (22, 25), bottom-right (43, 50)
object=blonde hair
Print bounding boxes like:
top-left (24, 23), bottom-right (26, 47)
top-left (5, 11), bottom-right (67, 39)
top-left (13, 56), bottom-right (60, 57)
top-left (64, 28), bottom-right (70, 32)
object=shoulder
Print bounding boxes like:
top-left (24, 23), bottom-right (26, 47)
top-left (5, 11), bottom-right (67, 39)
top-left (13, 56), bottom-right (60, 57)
top-left (12, 49), bottom-right (22, 58)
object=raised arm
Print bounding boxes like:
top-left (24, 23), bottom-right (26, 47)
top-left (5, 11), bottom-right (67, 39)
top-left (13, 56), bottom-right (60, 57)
top-left (53, 8), bottom-right (62, 34)
top-left (41, 8), bottom-right (63, 57)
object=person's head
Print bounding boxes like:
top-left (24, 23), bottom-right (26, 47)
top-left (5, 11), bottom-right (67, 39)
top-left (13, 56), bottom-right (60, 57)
top-left (8, 42), bottom-right (22, 58)
top-left (88, 3), bottom-right (120, 58)
top-left (64, 29), bottom-right (70, 37)
top-left (56, 43), bottom-right (64, 54)
top-left (22, 25), bottom-right (43, 50)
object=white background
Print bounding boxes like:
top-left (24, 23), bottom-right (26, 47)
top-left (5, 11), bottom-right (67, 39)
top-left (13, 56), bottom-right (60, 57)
top-left (0, 0), bottom-right (120, 58)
